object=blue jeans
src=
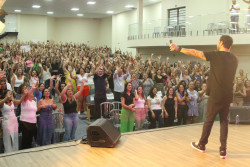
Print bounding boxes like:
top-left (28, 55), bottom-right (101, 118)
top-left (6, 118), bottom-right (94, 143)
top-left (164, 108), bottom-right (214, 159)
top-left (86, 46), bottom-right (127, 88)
top-left (63, 113), bottom-right (78, 141)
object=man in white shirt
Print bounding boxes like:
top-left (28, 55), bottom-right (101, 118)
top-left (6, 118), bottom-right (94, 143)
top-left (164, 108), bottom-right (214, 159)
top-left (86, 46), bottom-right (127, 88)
top-left (113, 66), bottom-right (130, 102)
top-left (230, 0), bottom-right (240, 33)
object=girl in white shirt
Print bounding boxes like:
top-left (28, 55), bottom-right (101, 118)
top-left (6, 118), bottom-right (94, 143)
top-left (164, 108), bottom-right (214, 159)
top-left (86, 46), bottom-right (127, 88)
top-left (147, 87), bottom-right (164, 129)
top-left (70, 67), bottom-right (93, 114)
top-left (11, 68), bottom-right (27, 96)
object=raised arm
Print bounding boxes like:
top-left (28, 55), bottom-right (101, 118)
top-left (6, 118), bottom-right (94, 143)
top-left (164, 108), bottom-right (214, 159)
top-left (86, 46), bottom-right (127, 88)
top-left (134, 90), bottom-right (139, 100)
top-left (13, 89), bottom-right (28, 105)
top-left (113, 66), bottom-right (119, 79)
top-left (48, 75), bottom-right (56, 92)
top-left (170, 43), bottom-right (206, 61)
top-left (11, 76), bottom-right (16, 95)
top-left (74, 79), bottom-right (86, 100)
top-left (23, 83), bottom-right (37, 102)
top-left (55, 75), bottom-right (61, 95)
top-left (103, 64), bottom-right (109, 74)
top-left (60, 80), bottom-right (73, 103)
top-left (68, 66), bottom-right (77, 80)
top-left (38, 64), bottom-right (43, 78)
top-left (95, 65), bottom-right (102, 74)
top-left (0, 92), bottom-right (10, 106)
top-left (88, 62), bottom-right (95, 77)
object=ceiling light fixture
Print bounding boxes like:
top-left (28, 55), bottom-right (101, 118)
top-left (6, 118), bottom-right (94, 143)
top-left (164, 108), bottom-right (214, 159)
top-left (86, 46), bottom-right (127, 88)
top-left (47, 11), bottom-right (54, 14)
top-left (77, 13), bottom-right (84, 16)
top-left (106, 11), bottom-right (114, 14)
top-left (71, 8), bottom-right (79, 11)
top-left (87, 1), bottom-right (96, 5)
top-left (32, 5), bottom-right (41, 8)
top-left (14, 9), bottom-right (22, 13)
top-left (125, 5), bottom-right (134, 8)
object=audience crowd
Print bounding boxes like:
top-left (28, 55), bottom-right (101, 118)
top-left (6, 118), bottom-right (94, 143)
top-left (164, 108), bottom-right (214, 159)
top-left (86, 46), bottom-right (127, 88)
top-left (0, 41), bottom-right (249, 153)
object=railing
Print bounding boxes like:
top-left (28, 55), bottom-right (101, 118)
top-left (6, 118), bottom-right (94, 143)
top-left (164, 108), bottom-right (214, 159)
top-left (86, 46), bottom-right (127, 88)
top-left (128, 10), bottom-right (250, 40)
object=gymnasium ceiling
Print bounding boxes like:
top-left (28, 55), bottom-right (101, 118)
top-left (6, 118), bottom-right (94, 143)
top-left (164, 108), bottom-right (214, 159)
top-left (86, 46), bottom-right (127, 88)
top-left (2, 0), bottom-right (162, 18)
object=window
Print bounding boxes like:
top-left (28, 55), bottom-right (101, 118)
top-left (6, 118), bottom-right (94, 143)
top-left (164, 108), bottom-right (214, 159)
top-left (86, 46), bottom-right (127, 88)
top-left (168, 7), bottom-right (186, 27)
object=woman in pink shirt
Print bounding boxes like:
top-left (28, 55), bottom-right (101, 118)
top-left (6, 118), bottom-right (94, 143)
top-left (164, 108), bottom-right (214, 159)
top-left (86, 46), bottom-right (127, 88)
top-left (134, 86), bottom-right (148, 131)
top-left (20, 83), bottom-right (38, 149)
top-left (26, 57), bottom-right (33, 73)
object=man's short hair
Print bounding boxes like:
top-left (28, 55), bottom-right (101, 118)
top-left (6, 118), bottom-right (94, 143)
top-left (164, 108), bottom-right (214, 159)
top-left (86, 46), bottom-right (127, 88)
top-left (220, 35), bottom-right (233, 49)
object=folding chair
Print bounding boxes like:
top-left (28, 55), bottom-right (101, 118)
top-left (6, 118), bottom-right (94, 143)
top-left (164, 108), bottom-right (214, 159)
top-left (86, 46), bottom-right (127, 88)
top-left (100, 102), bottom-right (113, 118)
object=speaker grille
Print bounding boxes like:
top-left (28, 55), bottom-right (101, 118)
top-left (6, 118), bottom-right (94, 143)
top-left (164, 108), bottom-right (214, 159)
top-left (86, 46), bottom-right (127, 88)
top-left (87, 118), bottom-right (121, 147)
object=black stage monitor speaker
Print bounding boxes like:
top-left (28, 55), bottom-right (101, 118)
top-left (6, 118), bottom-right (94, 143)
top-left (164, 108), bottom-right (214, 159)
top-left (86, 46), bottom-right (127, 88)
top-left (229, 106), bottom-right (250, 124)
top-left (87, 118), bottom-right (121, 148)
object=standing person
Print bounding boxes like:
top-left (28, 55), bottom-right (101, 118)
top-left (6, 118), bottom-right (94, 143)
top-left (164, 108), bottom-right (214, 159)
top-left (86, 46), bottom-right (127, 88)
top-left (55, 76), bottom-right (66, 114)
top-left (113, 66), bottom-right (130, 102)
top-left (147, 87), bottom-right (164, 129)
top-left (233, 77), bottom-right (246, 106)
top-left (20, 84), bottom-right (38, 149)
top-left (162, 87), bottom-right (178, 127)
top-left (61, 79), bottom-right (86, 141)
top-left (29, 70), bottom-right (41, 87)
top-left (11, 68), bottom-right (27, 97)
top-left (131, 73), bottom-right (140, 93)
top-left (176, 84), bottom-right (189, 125)
top-left (64, 65), bottom-right (77, 94)
top-left (237, 69), bottom-right (248, 82)
top-left (198, 83), bottom-right (209, 123)
top-left (230, 0), bottom-right (240, 33)
top-left (120, 82), bottom-right (135, 133)
top-left (170, 35), bottom-right (238, 159)
top-left (37, 89), bottom-right (57, 146)
top-left (153, 69), bottom-right (165, 93)
top-left (243, 80), bottom-right (250, 106)
top-left (26, 57), bottom-right (33, 74)
top-left (69, 66), bottom-right (93, 114)
top-left (141, 73), bottom-right (154, 98)
top-left (0, 90), bottom-right (27, 153)
top-left (134, 86), bottom-right (148, 131)
top-left (93, 64), bottom-right (109, 119)
top-left (186, 82), bottom-right (199, 124)
top-left (41, 64), bottom-right (51, 89)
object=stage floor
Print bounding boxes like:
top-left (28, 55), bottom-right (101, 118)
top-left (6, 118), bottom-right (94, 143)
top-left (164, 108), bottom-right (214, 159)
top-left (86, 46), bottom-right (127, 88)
top-left (0, 122), bottom-right (249, 167)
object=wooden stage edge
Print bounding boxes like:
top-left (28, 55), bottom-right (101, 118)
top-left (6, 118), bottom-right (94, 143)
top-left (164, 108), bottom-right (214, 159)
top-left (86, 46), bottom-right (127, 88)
top-left (0, 122), bottom-right (250, 167)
